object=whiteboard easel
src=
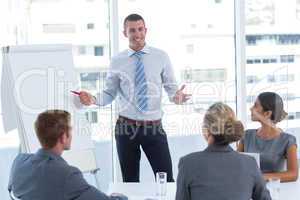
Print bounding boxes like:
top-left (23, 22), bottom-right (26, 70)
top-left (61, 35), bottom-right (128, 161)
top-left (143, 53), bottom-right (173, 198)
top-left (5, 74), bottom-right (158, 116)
top-left (1, 44), bottom-right (101, 189)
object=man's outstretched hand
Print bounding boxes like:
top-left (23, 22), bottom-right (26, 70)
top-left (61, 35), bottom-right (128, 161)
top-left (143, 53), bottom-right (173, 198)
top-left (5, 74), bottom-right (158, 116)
top-left (173, 85), bottom-right (192, 105)
top-left (79, 91), bottom-right (96, 106)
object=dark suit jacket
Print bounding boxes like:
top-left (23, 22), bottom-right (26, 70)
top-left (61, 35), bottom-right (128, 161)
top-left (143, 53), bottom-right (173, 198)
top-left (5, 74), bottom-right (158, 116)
top-left (176, 144), bottom-right (271, 200)
top-left (8, 149), bottom-right (116, 200)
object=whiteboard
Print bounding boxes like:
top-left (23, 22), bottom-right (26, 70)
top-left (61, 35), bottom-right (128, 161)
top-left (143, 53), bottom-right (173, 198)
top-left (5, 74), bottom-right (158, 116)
top-left (1, 44), bottom-right (96, 169)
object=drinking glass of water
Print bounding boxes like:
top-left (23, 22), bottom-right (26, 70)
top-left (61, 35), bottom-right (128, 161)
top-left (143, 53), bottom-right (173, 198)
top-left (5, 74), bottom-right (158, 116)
top-left (267, 177), bottom-right (280, 200)
top-left (156, 172), bottom-right (167, 198)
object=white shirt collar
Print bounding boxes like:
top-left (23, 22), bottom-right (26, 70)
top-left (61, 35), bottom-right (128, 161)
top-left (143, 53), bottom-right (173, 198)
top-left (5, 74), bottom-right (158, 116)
top-left (127, 44), bottom-right (150, 57)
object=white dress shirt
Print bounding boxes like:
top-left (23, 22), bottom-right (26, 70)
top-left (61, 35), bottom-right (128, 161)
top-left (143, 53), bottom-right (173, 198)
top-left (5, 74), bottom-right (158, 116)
top-left (95, 45), bottom-right (178, 120)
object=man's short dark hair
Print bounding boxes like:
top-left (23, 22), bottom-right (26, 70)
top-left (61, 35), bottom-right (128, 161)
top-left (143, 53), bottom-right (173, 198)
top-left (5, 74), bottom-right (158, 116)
top-left (123, 13), bottom-right (145, 28)
top-left (35, 110), bottom-right (71, 149)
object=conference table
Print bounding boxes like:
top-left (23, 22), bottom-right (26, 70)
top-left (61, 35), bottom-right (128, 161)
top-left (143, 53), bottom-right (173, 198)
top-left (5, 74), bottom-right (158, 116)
top-left (108, 179), bottom-right (300, 200)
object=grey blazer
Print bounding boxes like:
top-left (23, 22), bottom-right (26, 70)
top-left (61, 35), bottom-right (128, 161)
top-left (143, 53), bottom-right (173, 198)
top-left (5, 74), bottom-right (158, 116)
top-left (176, 144), bottom-right (271, 200)
top-left (8, 149), bottom-right (116, 200)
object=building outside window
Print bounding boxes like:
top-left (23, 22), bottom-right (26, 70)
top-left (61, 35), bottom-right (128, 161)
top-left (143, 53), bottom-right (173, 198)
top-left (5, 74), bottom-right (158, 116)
top-left (245, 0), bottom-right (300, 156)
top-left (87, 23), bottom-right (95, 30)
top-left (85, 111), bottom-right (98, 123)
top-left (77, 45), bottom-right (87, 55)
top-left (94, 46), bottom-right (104, 56)
top-left (246, 75), bottom-right (259, 84)
top-left (43, 24), bottom-right (76, 33)
top-left (280, 55), bottom-right (294, 63)
top-left (181, 69), bottom-right (226, 83)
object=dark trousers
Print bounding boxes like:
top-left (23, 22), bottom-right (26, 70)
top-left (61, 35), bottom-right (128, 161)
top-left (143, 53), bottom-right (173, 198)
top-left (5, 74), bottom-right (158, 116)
top-left (115, 119), bottom-right (174, 182)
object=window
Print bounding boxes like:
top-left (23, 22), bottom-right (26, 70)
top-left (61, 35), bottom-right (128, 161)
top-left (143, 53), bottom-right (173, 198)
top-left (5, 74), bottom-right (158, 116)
top-left (182, 69), bottom-right (226, 83)
top-left (254, 59), bottom-right (261, 63)
top-left (43, 24), bottom-right (76, 33)
top-left (246, 34), bottom-right (300, 46)
top-left (297, 0), bottom-right (300, 19)
top-left (247, 59), bottom-right (253, 64)
top-left (278, 74), bottom-right (294, 83)
top-left (247, 57), bottom-right (278, 64)
top-left (246, 36), bottom-right (257, 45)
top-left (245, 0), bottom-right (300, 157)
top-left (91, 111), bottom-right (98, 123)
top-left (85, 111), bottom-right (98, 123)
top-left (288, 113), bottom-right (295, 120)
top-left (94, 46), bottom-right (104, 56)
top-left (186, 44), bottom-right (194, 54)
top-left (267, 75), bottom-right (275, 83)
top-left (246, 1), bottom-right (275, 26)
top-left (87, 23), bottom-right (95, 30)
top-left (288, 55), bottom-right (295, 62)
top-left (80, 72), bottom-right (100, 90)
top-left (78, 45), bottom-right (86, 55)
top-left (246, 75), bottom-right (259, 84)
top-left (80, 71), bottom-right (107, 91)
top-left (262, 59), bottom-right (270, 64)
top-left (280, 55), bottom-right (294, 63)
top-left (246, 95), bottom-right (255, 103)
top-left (286, 93), bottom-right (296, 101)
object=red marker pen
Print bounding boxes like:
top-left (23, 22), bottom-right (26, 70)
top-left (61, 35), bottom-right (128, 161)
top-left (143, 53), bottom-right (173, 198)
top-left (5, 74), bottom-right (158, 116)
top-left (70, 90), bottom-right (81, 95)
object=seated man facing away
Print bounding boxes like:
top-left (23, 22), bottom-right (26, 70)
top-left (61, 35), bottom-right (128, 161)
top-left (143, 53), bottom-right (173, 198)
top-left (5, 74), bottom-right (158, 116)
top-left (8, 110), bottom-right (126, 200)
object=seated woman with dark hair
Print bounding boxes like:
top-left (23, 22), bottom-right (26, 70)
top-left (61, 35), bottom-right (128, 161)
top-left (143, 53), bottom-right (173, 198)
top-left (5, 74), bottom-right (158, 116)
top-left (238, 92), bottom-right (298, 182)
top-left (176, 102), bottom-right (271, 200)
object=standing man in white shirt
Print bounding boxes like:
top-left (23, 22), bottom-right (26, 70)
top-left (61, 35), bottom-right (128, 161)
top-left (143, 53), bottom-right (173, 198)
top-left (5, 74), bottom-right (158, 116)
top-left (79, 13), bottom-right (191, 182)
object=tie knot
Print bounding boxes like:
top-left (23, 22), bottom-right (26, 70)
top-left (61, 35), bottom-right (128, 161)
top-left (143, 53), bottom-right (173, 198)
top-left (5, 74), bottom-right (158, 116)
top-left (133, 51), bottom-right (144, 59)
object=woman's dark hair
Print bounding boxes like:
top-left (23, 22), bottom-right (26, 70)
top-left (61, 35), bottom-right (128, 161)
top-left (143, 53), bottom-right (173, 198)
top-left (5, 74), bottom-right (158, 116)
top-left (257, 92), bottom-right (287, 123)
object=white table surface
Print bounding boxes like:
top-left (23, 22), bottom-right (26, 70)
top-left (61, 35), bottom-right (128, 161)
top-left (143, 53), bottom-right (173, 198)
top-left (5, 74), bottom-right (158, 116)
top-left (275, 179), bottom-right (300, 200)
top-left (108, 183), bottom-right (175, 200)
top-left (108, 180), bottom-right (300, 200)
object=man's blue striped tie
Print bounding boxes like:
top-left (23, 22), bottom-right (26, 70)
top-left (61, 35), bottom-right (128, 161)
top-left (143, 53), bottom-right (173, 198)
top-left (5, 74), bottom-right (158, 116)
top-left (133, 51), bottom-right (148, 112)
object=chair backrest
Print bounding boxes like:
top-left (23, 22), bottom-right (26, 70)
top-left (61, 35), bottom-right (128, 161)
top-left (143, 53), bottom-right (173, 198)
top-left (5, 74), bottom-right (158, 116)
top-left (240, 152), bottom-right (260, 168)
top-left (278, 159), bottom-right (287, 172)
top-left (9, 191), bottom-right (21, 200)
